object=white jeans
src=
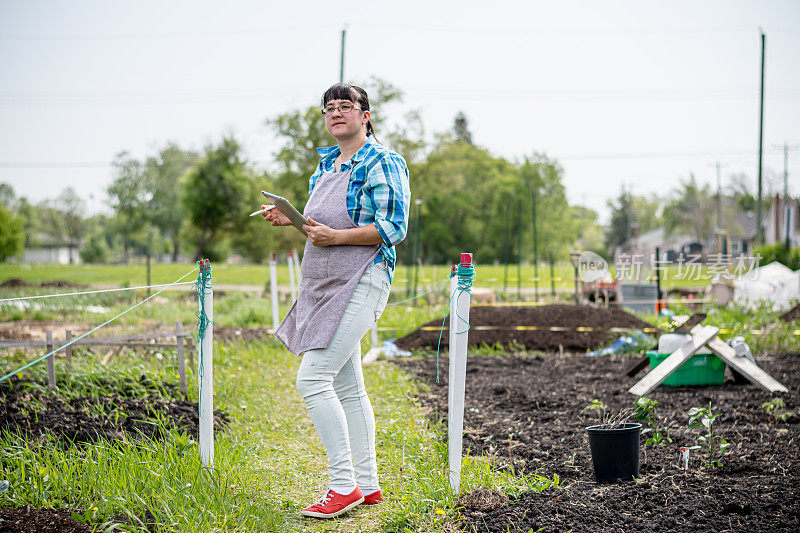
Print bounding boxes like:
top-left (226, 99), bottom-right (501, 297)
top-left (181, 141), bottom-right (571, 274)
top-left (296, 262), bottom-right (391, 491)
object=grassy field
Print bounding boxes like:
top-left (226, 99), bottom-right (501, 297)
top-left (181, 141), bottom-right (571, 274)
top-left (0, 260), bottom-right (717, 294)
top-left (1, 294), bottom-right (555, 532)
top-left (2, 263), bottom-right (795, 532)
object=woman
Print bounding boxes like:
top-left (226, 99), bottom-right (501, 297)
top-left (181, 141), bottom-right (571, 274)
top-left (263, 83), bottom-right (410, 519)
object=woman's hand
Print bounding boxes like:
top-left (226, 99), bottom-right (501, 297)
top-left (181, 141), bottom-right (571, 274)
top-left (303, 218), bottom-right (340, 247)
top-left (263, 205), bottom-right (292, 226)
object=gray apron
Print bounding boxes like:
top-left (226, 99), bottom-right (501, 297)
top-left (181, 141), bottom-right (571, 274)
top-left (275, 168), bottom-right (380, 356)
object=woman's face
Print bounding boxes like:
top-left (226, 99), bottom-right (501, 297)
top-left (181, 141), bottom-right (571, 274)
top-left (324, 98), bottom-right (369, 141)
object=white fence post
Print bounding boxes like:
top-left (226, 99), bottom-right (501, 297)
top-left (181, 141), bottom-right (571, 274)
top-left (447, 264), bottom-right (458, 417)
top-left (292, 247), bottom-right (301, 285)
top-left (448, 253), bottom-right (473, 495)
top-left (287, 251), bottom-right (297, 302)
top-left (198, 259), bottom-right (215, 468)
top-left (269, 252), bottom-right (279, 331)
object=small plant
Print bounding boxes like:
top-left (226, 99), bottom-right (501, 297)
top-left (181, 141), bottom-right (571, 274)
top-left (761, 397), bottom-right (793, 422)
top-left (634, 397), bottom-right (672, 446)
top-left (686, 402), bottom-right (729, 468)
top-left (584, 399), bottom-right (607, 424)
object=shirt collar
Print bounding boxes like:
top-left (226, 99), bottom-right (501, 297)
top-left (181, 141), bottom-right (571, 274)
top-left (316, 135), bottom-right (376, 169)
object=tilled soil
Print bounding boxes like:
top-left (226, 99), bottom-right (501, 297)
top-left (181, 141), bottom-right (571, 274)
top-left (781, 302), bottom-right (800, 323)
top-left (395, 351), bottom-right (799, 532)
top-left (213, 326), bottom-right (273, 343)
top-left (0, 506), bottom-right (90, 533)
top-left (0, 377), bottom-right (229, 443)
top-left (393, 304), bottom-right (655, 352)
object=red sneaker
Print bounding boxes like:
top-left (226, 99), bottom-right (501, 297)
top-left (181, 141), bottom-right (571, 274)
top-left (361, 490), bottom-right (383, 505)
top-left (301, 487), bottom-right (364, 519)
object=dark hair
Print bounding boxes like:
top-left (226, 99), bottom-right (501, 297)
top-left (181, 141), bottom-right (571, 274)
top-left (321, 83), bottom-right (376, 138)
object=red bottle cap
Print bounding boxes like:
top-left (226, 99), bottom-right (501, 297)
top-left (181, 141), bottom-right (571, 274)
top-left (460, 253), bottom-right (473, 265)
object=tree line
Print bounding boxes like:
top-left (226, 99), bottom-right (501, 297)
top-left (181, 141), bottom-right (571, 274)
top-left (0, 78), bottom-right (781, 266)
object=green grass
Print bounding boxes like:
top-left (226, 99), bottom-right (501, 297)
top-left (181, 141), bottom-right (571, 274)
top-left (0, 261), bottom-right (716, 294)
top-left (0, 336), bottom-right (557, 532)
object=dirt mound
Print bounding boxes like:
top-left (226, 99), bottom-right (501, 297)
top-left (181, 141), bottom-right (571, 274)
top-left (393, 304), bottom-right (655, 352)
top-left (0, 278), bottom-right (27, 288)
top-left (39, 280), bottom-right (79, 288)
top-left (395, 351), bottom-right (799, 532)
top-left (213, 326), bottom-right (272, 343)
top-left (0, 506), bottom-right (91, 533)
top-left (0, 377), bottom-right (229, 443)
top-left (781, 302), bottom-right (800, 323)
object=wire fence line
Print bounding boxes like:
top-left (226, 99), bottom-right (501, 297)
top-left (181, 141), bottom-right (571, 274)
top-left (0, 267), bottom-right (200, 383)
top-left (0, 330), bottom-right (194, 349)
top-left (0, 281), bottom-right (197, 303)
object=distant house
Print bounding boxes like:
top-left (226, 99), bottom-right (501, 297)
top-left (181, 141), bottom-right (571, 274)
top-left (731, 210), bottom-right (757, 256)
top-left (614, 227), bottom-right (700, 264)
top-left (20, 234), bottom-right (80, 264)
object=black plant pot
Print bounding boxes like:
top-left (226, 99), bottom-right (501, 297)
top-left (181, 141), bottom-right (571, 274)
top-left (586, 422), bottom-right (642, 482)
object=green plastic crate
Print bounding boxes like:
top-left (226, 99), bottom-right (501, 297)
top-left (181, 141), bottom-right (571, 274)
top-left (646, 351), bottom-right (725, 386)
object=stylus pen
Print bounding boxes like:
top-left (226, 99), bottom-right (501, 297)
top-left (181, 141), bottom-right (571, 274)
top-left (249, 205), bottom-right (276, 217)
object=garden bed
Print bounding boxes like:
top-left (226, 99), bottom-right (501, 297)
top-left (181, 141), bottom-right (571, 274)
top-left (0, 376), bottom-right (229, 443)
top-left (0, 506), bottom-right (91, 533)
top-left (396, 351), bottom-right (799, 532)
top-left (393, 304), bottom-right (654, 352)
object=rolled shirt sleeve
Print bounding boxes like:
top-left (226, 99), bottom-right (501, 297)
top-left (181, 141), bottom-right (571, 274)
top-left (367, 152), bottom-right (410, 247)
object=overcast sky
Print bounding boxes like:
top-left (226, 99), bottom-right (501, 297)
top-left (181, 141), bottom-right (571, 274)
top-left (1, 0), bottom-right (799, 220)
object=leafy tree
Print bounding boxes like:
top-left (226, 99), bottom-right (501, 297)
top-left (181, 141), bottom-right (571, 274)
top-left (145, 143), bottom-right (199, 261)
top-left (605, 186), bottom-right (634, 251)
top-left (517, 154), bottom-right (578, 261)
top-left (107, 152), bottom-right (150, 262)
top-left (183, 137), bottom-right (252, 261)
top-left (572, 205), bottom-right (606, 258)
top-left (265, 77), bottom-right (415, 207)
top-left (228, 170), bottom-right (283, 263)
top-left (452, 111), bottom-right (473, 144)
top-left (0, 204), bottom-right (24, 261)
top-left (0, 183), bottom-right (15, 208)
top-left (604, 188), bottom-right (662, 253)
top-left (663, 175), bottom-right (716, 244)
top-left (80, 231), bottom-right (111, 263)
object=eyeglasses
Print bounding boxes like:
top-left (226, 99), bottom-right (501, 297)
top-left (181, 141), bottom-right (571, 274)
top-left (321, 103), bottom-right (361, 115)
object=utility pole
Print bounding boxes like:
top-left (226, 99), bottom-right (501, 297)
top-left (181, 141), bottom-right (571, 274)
top-left (716, 160), bottom-right (723, 230)
top-left (339, 25), bottom-right (347, 83)
top-left (756, 29), bottom-right (766, 245)
top-left (772, 142), bottom-right (800, 248)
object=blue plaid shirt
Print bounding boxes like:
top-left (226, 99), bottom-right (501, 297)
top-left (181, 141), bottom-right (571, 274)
top-left (310, 135), bottom-right (410, 282)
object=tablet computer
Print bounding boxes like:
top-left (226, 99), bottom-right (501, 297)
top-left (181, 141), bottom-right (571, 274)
top-left (261, 191), bottom-right (308, 236)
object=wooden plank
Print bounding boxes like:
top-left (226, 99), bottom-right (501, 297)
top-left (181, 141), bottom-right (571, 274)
top-left (624, 313), bottom-right (706, 377)
top-left (176, 322), bottom-right (186, 396)
top-left (0, 331), bottom-right (193, 349)
top-left (46, 330), bottom-right (56, 391)
top-left (64, 330), bottom-right (73, 366)
top-left (628, 325), bottom-right (719, 396)
top-left (705, 337), bottom-right (788, 393)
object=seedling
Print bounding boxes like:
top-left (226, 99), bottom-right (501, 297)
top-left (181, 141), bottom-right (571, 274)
top-left (634, 397), bottom-right (672, 446)
top-left (585, 399), bottom-right (607, 425)
top-left (686, 402), bottom-right (729, 468)
top-left (761, 398), bottom-right (793, 422)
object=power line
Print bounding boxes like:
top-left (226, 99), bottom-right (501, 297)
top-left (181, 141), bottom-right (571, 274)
top-left (1, 147), bottom-right (797, 169)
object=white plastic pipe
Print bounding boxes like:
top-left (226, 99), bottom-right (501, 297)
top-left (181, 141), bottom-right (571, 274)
top-left (198, 260), bottom-right (215, 468)
top-left (447, 264), bottom-right (458, 417)
top-left (287, 251), bottom-right (297, 301)
top-left (270, 252), bottom-right (279, 331)
top-left (292, 247), bottom-right (301, 285)
top-left (449, 253), bottom-right (472, 495)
